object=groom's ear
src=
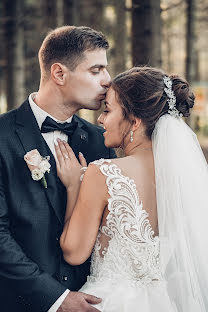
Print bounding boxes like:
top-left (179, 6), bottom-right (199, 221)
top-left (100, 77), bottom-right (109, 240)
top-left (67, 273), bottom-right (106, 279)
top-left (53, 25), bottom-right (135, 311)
top-left (50, 63), bottom-right (67, 85)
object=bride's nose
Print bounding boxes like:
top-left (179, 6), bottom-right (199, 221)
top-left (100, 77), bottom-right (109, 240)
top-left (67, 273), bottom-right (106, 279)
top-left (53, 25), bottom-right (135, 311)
top-left (97, 113), bottom-right (104, 125)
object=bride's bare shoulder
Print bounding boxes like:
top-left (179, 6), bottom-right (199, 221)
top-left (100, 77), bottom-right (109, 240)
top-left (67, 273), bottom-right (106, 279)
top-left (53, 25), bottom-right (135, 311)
top-left (80, 160), bottom-right (109, 199)
top-left (108, 155), bottom-right (152, 179)
top-left (82, 159), bottom-right (108, 184)
top-left (85, 156), bottom-right (135, 179)
top-left (83, 157), bottom-right (129, 183)
top-left (110, 156), bottom-right (135, 168)
top-left (89, 157), bottom-right (131, 170)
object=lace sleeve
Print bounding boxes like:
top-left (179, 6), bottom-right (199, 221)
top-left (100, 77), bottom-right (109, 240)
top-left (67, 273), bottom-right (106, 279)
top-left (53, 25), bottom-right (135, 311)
top-left (90, 158), bottom-right (112, 166)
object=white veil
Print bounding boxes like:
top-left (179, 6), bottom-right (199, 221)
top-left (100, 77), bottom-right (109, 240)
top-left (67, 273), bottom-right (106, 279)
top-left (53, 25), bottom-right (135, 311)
top-left (152, 114), bottom-right (208, 312)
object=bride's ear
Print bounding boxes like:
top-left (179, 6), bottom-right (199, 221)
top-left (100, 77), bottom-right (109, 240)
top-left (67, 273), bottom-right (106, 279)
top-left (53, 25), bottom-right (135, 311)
top-left (131, 117), bottom-right (142, 131)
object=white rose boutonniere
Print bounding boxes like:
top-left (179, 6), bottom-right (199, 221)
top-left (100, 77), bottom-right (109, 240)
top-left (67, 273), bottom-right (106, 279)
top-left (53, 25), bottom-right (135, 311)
top-left (24, 149), bottom-right (51, 188)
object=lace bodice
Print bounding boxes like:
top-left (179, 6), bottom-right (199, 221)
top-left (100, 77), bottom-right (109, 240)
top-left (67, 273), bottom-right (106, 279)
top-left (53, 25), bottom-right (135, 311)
top-left (88, 159), bottom-right (163, 286)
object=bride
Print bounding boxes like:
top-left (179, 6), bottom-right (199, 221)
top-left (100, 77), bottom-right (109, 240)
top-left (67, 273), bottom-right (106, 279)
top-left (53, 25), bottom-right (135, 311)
top-left (55, 67), bottom-right (208, 311)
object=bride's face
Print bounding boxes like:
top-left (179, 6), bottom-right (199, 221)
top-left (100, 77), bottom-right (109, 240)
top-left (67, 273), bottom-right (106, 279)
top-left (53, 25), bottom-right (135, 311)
top-left (98, 87), bottom-right (130, 148)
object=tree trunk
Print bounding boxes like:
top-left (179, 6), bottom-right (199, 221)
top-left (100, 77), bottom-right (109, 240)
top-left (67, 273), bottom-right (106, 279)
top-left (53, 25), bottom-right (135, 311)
top-left (24, 0), bottom-right (43, 94)
top-left (56, 0), bottom-right (64, 27)
top-left (113, 0), bottom-right (127, 75)
top-left (24, 0), bottom-right (64, 95)
top-left (79, 0), bottom-right (104, 30)
top-left (41, 0), bottom-right (57, 30)
top-left (132, 0), bottom-right (161, 67)
top-left (63, 0), bottom-right (80, 25)
top-left (3, 0), bottom-right (26, 110)
top-left (186, 0), bottom-right (196, 126)
top-left (186, 0), bottom-right (196, 83)
top-left (194, 49), bottom-right (200, 81)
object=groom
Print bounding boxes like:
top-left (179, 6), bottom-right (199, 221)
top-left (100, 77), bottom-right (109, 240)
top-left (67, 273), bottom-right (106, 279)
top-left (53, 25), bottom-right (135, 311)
top-left (0, 26), bottom-right (115, 312)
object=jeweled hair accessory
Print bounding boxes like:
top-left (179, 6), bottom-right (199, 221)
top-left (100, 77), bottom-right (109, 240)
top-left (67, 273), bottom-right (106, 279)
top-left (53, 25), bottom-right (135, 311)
top-left (163, 76), bottom-right (183, 118)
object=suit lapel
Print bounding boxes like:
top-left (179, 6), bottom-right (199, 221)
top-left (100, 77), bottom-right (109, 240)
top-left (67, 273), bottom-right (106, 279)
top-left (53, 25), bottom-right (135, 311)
top-left (15, 100), bottom-right (63, 224)
top-left (71, 115), bottom-right (89, 161)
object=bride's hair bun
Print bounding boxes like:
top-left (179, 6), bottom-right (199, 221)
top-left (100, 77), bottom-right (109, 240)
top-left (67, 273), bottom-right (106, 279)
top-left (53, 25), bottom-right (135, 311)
top-left (111, 67), bottom-right (195, 139)
top-left (170, 75), bottom-right (195, 117)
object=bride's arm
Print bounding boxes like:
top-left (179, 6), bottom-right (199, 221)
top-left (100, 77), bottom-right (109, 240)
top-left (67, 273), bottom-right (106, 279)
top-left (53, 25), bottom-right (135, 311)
top-left (55, 140), bottom-right (108, 265)
top-left (61, 165), bottom-right (108, 265)
top-left (55, 139), bottom-right (87, 221)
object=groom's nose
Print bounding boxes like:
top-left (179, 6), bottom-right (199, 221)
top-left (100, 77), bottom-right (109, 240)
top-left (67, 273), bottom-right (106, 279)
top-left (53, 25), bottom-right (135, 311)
top-left (101, 69), bottom-right (111, 88)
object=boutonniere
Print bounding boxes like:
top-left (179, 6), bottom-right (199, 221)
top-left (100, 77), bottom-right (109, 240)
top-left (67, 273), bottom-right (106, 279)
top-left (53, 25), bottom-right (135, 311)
top-left (24, 149), bottom-right (51, 188)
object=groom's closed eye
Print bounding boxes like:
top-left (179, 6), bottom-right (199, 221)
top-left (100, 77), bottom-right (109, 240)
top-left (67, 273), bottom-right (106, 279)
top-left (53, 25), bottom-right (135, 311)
top-left (91, 67), bottom-right (101, 75)
top-left (92, 70), bottom-right (100, 75)
top-left (90, 65), bottom-right (107, 75)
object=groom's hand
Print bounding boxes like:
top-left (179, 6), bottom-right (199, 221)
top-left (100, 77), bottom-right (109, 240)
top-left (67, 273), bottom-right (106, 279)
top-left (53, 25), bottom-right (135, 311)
top-left (57, 291), bottom-right (102, 312)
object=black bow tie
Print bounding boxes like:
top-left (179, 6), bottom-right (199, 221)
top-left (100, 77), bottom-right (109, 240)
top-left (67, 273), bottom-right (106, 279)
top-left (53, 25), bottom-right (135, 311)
top-left (41, 116), bottom-right (78, 138)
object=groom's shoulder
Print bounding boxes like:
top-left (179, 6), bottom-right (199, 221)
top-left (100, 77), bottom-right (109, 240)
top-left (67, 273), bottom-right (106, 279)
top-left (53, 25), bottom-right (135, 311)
top-left (0, 108), bottom-right (16, 130)
top-left (0, 99), bottom-right (27, 132)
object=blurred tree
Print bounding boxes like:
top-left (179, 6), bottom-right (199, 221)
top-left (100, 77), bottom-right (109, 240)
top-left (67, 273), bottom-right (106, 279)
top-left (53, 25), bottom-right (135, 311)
top-left (63, 0), bottom-right (80, 25)
top-left (24, 0), bottom-right (64, 95)
top-left (161, 0), bottom-right (186, 76)
top-left (185, 0), bottom-right (196, 126)
top-left (132, 0), bottom-right (161, 67)
top-left (41, 0), bottom-right (59, 31)
top-left (24, 0), bottom-right (43, 95)
top-left (79, 0), bottom-right (104, 31)
top-left (195, 0), bottom-right (208, 81)
top-left (112, 0), bottom-right (127, 75)
top-left (186, 0), bottom-right (197, 82)
top-left (2, 0), bottom-right (26, 110)
top-left (56, 0), bottom-right (64, 26)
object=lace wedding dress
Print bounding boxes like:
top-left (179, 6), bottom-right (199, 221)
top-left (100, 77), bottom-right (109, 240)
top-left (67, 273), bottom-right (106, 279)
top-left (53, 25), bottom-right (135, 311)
top-left (80, 159), bottom-right (175, 312)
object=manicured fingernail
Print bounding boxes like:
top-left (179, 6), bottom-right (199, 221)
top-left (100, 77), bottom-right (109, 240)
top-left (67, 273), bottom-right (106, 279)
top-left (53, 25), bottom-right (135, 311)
top-left (79, 152), bottom-right (83, 157)
top-left (54, 139), bottom-right (58, 146)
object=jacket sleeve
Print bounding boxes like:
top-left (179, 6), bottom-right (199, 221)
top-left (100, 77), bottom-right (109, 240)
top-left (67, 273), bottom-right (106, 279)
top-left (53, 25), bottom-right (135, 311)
top-left (0, 156), bottom-right (66, 311)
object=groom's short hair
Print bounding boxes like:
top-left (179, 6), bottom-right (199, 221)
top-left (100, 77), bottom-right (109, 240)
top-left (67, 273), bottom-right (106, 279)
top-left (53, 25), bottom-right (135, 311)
top-left (39, 26), bottom-right (109, 76)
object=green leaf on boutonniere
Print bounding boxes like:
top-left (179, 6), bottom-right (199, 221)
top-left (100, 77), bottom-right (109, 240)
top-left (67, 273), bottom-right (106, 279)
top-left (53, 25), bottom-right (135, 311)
top-left (41, 176), bottom-right (47, 188)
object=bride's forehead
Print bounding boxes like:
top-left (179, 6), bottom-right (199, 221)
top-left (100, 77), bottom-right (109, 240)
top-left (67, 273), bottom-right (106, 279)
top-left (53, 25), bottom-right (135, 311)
top-left (106, 88), bottom-right (119, 104)
top-left (105, 91), bottom-right (123, 113)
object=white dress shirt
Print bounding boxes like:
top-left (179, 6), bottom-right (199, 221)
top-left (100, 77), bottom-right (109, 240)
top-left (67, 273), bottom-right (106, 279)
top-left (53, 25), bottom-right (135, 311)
top-left (29, 92), bottom-right (73, 157)
top-left (29, 93), bottom-right (70, 311)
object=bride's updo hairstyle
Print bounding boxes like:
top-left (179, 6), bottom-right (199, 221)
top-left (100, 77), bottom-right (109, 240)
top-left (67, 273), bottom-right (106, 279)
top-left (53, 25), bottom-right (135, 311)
top-left (111, 67), bottom-right (195, 139)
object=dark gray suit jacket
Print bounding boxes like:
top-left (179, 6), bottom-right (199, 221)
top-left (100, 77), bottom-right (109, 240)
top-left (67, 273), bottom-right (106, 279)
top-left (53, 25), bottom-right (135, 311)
top-left (0, 99), bottom-right (116, 312)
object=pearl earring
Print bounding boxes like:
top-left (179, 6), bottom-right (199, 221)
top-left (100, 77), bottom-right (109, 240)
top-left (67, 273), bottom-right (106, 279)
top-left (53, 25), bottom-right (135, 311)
top-left (130, 130), bottom-right (133, 142)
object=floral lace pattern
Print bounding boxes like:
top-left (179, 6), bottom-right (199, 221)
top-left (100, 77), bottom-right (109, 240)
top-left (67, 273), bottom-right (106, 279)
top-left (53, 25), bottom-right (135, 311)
top-left (88, 159), bottom-right (163, 286)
